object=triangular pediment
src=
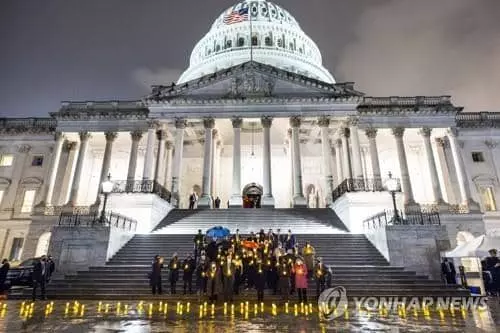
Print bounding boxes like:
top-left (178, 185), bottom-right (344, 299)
top-left (146, 61), bottom-right (363, 102)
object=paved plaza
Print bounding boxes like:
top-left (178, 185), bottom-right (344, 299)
top-left (0, 300), bottom-right (498, 332)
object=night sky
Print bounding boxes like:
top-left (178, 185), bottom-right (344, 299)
top-left (1, 0), bottom-right (499, 117)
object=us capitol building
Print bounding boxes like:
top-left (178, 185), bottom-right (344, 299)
top-left (0, 0), bottom-right (499, 262)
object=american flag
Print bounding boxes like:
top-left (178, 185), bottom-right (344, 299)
top-left (223, 7), bottom-right (249, 25)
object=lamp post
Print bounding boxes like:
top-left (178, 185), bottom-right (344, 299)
top-left (385, 172), bottom-right (401, 223)
top-left (100, 174), bottom-right (114, 224)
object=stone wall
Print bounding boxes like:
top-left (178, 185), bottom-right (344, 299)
top-left (48, 226), bottom-right (110, 275)
top-left (105, 193), bottom-right (172, 233)
top-left (385, 225), bottom-right (450, 280)
top-left (366, 224), bottom-right (450, 280)
top-left (331, 192), bottom-right (404, 233)
top-left (48, 225), bottom-right (133, 275)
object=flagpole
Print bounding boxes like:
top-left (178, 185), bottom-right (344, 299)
top-left (249, 6), bottom-right (253, 62)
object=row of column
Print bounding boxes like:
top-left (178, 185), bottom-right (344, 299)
top-left (40, 120), bottom-right (475, 209)
top-left (42, 121), bottom-right (187, 206)
top-left (328, 123), bottom-right (473, 207)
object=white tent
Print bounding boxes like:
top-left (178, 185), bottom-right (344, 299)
top-left (446, 235), bottom-right (500, 258)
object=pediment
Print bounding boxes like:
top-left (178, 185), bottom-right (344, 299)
top-left (147, 61), bottom-right (363, 102)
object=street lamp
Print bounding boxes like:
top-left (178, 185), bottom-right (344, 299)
top-left (100, 173), bottom-right (114, 224)
top-left (385, 172), bottom-right (401, 223)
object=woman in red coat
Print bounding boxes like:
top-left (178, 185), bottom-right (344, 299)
top-left (292, 259), bottom-right (308, 303)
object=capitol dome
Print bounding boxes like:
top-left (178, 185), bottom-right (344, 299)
top-left (177, 0), bottom-right (335, 84)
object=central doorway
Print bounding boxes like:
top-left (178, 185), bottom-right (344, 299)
top-left (242, 182), bottom-right (263, 208)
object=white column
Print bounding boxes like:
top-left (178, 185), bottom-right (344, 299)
top-left (171, 118), bottom-right (186, 206)
top-left (334, 139), bottom-right (344, 184)
top-left (142, 125), bottom-right (157, 181)
top-left (163, 141), bottom-right (173, 189)
top-left (339, 128), bottom-right (352, 180)
top-left (330, 146), bottom-right (338, 187)
top-left (420, 128), bottom-right (445, 204)
top-left (261, 116), bottom-right (275, 207)
top-left (365, 128), bottom-right (381, 187)
top-left (211, 130), bottom-right (219, 197)
top-left (98, 131), bottom-right (117, 190)
top-left (392, 127), bottom-right (416, 206)
top-left (229, 117), bottom-right (242, 206)
top-left (290, 117), bottom-right (306, 207)
top-left (199, 118), bottom-right (215, 207)
top-left (447, 128), bottom-right (478, 209)
top-left (127, 131), bottom-right (143, 187)
top-left (0, 145), bottom-right (31, 216)
top-left (318, 117), bottom-right (334, 204)
top-left (44, 132), bottom-right (64, 205)
top-left (154, 129), bottom-right (167, 185)
top-left (349, 121), bottom-right (363, 179)
top-left (67, 131), bottom-right (91, 205)
top-left (287, 129), bottom-right (294, 207)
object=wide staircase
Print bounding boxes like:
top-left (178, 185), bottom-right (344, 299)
top-left (44, 208), bottom-right (469, 299)
top-left (152, 208), bottom-right (349, 234)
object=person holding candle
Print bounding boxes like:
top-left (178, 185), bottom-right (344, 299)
top-left (182, 254), bottom-right (196, 294)
top-left (302, 241), bottom-right (316, 279)
top-left (314, 257), bottom-right (327, 298)
top-left (168, 253), bottom-right (180, 294)
top-left (292, 258), bottom-right (308, 303)
top-left (283, 229), bottom-right (296, 251)
top-left (149, 255), bottom-right (163, 295)
top-left (222, 254), bottom-right (236, 302)
top-left (255, 257), bottom-right (266, 303)
top-left (278, 257), bottom-right (291, 302)
top-left (207, 261), bottom-right (222, 303)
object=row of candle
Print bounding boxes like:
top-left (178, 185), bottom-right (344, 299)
top-left (9, 300), bottom-right (477, 321)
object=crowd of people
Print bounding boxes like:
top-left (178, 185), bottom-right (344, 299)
top-left (148, 229), bottom-right (333, 303)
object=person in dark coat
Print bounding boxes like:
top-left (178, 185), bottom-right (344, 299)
top-left (206, 240), bottom-right (218, 262)
top-left (189, 192), bottom-right (197, 210)
top-left (278, 258), bottom-right (291, 302)
top-left (314, 258), bottom-right (327, 298)
top-left (214, 197), bottom-right (221, 209)
top-left (46, 255), bottom-right (55, 283)
top-left (283, 230), bottom-right (296, 251)
top-left (32, 256), bottom-right (47, 300)
top-left (168, 254), bottom-right (180, 294)
top-left (255, 258), bottom-right (266, 303)
top-left (150, 255), bottom-right (163, 295)
top-left (485, 249), bottom-right (500, 295)
top-left (182, 254), bottom-right (196, 294)
top-left (0, 259), bottom-right (10, 292)
top-left (222, 255), bottom-right (236, 302)
top-left (195, 257), bottom-right (208, 295)
top-left (207, 261), bottom-right (222, 303)
top-left (441, 258), bottom-right (456, 284)
top-left (193, 230), bottom-right (205, 263)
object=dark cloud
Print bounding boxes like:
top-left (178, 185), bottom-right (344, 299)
top-left (0, 0), bottom-right (498, 117)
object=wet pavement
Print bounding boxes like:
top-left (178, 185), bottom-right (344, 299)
top-left (0, 300), bottom-right (498, 332)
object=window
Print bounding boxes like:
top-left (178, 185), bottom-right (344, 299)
top-left (21, 189), bottom-right (36, 213)
top-left (237, 37), bottom-right (245, 47)
top-left (32, 155), bottom-right (44, 167)
top-left (225, 40), bottom-right (232, 49)
top-left (9, 238), bottom-right (24, 261)
top-left (472, 152), bottom-right (484, 162)
top-left (264, 36), bottom-right (272, 46)
top-left (215, 44), bottom-right (221, 52)
top-left (480, 187), bottom-right (497, 211)
top-left (0, 154), bottom-right (13, 166)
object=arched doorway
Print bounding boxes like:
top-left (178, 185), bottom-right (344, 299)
top-left (242, 183), bottom-right (263, 208)
top-left (35, 232), bottom-right (52, 257)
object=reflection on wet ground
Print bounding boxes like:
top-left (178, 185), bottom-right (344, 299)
top-left (0, 300), bottom-right (498, 332)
